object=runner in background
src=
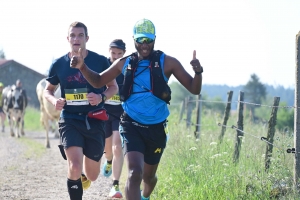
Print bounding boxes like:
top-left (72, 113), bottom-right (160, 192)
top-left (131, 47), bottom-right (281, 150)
top-left (101, 39), bottom-right (126, 198)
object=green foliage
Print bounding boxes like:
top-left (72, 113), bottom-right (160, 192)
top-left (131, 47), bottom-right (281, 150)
top-left (251, 97), bottom-right (294, 132)
top-left (243, 74), bottom-right (267, 121)
top-left (243, 74), bottom-right (267, 105)
top-left (254, 96), bottom-right (275, 121)
top-left (276, 103), bottom-right (294, 132)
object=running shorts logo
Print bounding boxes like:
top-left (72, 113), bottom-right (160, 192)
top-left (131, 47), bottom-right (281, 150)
top-left (71, 185), bottom-right (78, 189)
top-left (154, 148), bottom-right (161, 153)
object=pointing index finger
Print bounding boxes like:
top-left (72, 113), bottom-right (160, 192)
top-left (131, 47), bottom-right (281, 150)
top-left (193, 50), bottom-right (196, 60)
top-left (73, 48), bottom-right (82, 57)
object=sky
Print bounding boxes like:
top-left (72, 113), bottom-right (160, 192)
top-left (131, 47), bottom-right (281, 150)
top-left (0, 0), bottom-right (300, 89)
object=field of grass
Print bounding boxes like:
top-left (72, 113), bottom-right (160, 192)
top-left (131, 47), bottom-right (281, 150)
top-left (150, 106), bottom-right (295, 199)
top-left (22, 105), bottom-right (296, 199)
top-left (24, 106), bottom-right (44, 131)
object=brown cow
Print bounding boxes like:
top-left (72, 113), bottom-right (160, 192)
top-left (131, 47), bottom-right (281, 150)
top-left (36, 78), bottom-right (60, 148)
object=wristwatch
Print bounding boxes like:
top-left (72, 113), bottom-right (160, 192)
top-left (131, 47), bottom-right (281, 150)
top-left (195, 66), bottom-right (203, 75)
top-left (101, 93), bottom-right (107, 102)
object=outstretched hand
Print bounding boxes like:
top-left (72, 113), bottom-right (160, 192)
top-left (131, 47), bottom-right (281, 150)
top-left (70, 48), bottom-right (84, 69)
top-left (190, 50), bottom-right (203, 74)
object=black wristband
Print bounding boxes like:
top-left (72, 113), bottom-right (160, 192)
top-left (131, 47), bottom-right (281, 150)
top-left (195, 66), bottom-right (203, 75)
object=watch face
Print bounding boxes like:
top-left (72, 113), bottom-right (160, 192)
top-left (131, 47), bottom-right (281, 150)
top-left (102, 94), bottom-right (107, 101)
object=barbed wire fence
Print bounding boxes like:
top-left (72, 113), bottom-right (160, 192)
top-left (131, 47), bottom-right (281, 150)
top-left (171, 87), bottom-right (299, 182)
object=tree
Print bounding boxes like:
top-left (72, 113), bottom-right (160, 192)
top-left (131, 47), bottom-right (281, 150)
top-left (0, 48), bottom-right (5, 59)
top-left (243, 74), bottom-right (266, 119)
top-left (276, 102), bottom-right (294, 133)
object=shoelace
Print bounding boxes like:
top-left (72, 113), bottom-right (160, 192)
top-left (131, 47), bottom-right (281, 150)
top-left (113, 185), bottom-right (120, 191)
top-left (105, 163), bottom-right (112, 173)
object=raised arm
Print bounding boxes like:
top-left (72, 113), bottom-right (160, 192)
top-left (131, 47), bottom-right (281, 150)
top-left (70, 48), bottom-right (123, 88)
top-left (166, 50), bottom-right (203, 94)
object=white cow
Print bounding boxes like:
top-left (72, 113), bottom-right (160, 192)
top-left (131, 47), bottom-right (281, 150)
top-left (36, 78), bottom-right (61, 148)
top-left (1, 85), bottom-right (27, 138)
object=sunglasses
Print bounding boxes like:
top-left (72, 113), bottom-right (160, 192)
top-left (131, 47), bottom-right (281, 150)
top-left (135, 37), bottom-right (154, 44)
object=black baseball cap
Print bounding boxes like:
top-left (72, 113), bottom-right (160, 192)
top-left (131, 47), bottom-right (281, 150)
top-left (109, 39), bottom-right (126, 50)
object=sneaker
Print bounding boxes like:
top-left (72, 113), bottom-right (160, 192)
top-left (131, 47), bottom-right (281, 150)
top-left (109, 184), bottom-right (123, 198)
top-left (141, 197), bottom-right (150, 200)
top-left (81, 174), bottom-right (91, 190)
top-left (141, 190), bottom-right (150, 200)
top-left (101, 161), bottom-right (112, 177)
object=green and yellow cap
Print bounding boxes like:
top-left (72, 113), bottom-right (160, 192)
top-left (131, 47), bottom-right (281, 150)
top-left (133, 19), bottom-right (156, 40)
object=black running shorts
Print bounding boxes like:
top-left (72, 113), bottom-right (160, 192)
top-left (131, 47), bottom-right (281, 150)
top-left (58, 117), bottom-right (105, 162)
top-left (119, 112), bottom-right (167, 165)
top-left (105, 109), bottom-right (123, 138)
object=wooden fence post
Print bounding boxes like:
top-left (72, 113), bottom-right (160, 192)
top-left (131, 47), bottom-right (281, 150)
top-left (219, 91), bottom-right (233, 143)
top-left (179, 99), bottom-right (186, 123)
top-left (264, 97), bottom-right (280, 171)
top-left (194, 94), bottom-right (201, 139)
top-left (294, 31), bottom-right (300, 189)
top-left (186, 96), bottom-right (193, 129)
top-left (233, 91), bottom-right (244, 164)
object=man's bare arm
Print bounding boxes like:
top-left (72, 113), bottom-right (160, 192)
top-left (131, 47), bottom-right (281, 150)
top-left (166, 54), bottom-right (202, 95)
top-left (44, 81), bottom-right (66, 110)
top-left (79, 61), bottom-right (123, 88)
top-left (102, 79), bottom-right (118, 100)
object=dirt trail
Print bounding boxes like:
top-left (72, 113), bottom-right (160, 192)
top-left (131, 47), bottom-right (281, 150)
top-left (0, 130), bottom-right (121, 200)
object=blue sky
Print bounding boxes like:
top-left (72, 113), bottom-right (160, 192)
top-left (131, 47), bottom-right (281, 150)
top-left (0, 0), bottom-right (299, 88)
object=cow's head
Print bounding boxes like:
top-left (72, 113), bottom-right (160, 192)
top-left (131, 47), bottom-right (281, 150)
top-left (10, 87), bottom-right (26, 110)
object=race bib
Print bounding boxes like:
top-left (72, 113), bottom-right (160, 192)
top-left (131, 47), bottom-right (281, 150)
top-left (65, 88), bottom-right (89, 106)
top-left (105, 94), bottom-right (121, 105)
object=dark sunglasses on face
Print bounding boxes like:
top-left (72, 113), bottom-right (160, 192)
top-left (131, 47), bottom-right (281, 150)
top-left (135, 37), bottom-right (154, 44)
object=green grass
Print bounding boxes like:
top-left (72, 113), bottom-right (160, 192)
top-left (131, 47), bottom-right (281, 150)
top-left (151, 106), bottom-right (295, 199)
top-left (24, 106), bottom-right (43, 131)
